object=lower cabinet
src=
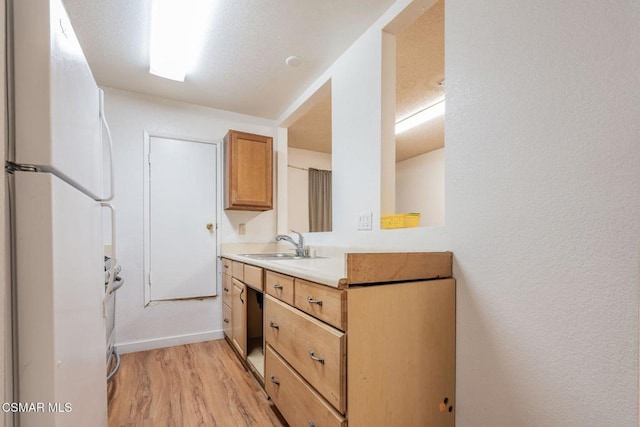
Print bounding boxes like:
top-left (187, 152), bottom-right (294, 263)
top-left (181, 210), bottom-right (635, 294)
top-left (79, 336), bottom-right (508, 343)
top-left (222, 256), bottom-right (456, 427)
top-left (265, 277), bottom-right (456, 427)
top-left (222, 258), bottom-right (266, 382)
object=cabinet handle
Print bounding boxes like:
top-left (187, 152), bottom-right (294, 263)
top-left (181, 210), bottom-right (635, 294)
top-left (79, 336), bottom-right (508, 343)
top-left (308, 350), bottom-right (325, 364)
top-left (272, 283), bottom-right (283, 290)
top-left (223, 319), bottom-right (229, 324)
top-left (269, 321), bottom-right (280, 330)
top-left (309, 422), bottom-right (315, 427)
top-left (223, 287), bottom-right (229, 292)
top-left (240, 288), bottom-right (244, 304)
top-left (306, 296), bottom-right (323, 306)
top-left (269, 375), bottom-right (280, 386)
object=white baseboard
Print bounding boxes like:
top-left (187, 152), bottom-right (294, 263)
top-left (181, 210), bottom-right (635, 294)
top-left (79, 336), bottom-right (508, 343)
top-left (115, 330), bottom-right (224, 354)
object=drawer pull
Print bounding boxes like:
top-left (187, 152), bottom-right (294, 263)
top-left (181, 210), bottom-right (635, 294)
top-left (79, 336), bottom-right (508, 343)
top-left (309, 422), bottom-right (315, 427)
top-left (223, 287), bottom-right (229, 292)
top-left (269, 375), bottom-right (280, 386)
top-left (272, 283), bottom-right (283, 290)
top-left (308, 349), bottom-right (325, 365)
top-left (269, 321), bottom-right (280, 330)
top-left (223, 319), bottom-right (229, 324)
top-left (306, 296), bottom-right (323, 306)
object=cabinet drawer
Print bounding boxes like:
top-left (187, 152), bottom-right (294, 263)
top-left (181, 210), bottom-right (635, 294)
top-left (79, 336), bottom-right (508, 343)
top-left (222, 274), bottom-right (232, 307)
top-left (243, 264), bottom-right (263, 291)
top-left (295, 279), bottom-right (347, 331)
top-left (222, 302), bottom-right (232, 339)
top-left (265, 270), bottom-right (294, 305)
top-left (265, 295), bottom-right (346, 413)
top-left (221, 257), bottom-right (232, 275)
top-left (265, 345), bottom-right (346, 427)
top-left (232, 261), bottom-right (244, 281)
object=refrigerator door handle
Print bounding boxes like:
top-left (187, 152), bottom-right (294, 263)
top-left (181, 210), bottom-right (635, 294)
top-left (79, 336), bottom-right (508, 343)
top-left (101, 202), bottom-right (117, 292)
top-left (99, 89), bottom-right (115, 202)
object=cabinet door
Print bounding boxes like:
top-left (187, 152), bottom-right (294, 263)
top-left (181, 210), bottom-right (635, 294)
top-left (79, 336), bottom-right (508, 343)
top-left (231, 279), bottom-right (247, 358)
top-left (224, 130), bottom-right (273, 211)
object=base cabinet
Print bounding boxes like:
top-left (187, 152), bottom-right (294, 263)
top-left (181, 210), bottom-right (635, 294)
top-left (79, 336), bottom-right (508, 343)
top-left (345, 280), bottom-right (456, 426)
top-left (222, 255), bottom-right (456, 427)
top-left (265, 277), bottom-right (456, 427)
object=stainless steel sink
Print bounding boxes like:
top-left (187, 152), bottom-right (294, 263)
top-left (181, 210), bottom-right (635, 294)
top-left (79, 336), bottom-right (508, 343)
top-left (240, 253), bottom-right (304, 260)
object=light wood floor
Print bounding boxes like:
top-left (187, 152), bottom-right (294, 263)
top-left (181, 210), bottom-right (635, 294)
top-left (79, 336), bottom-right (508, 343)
top-left (108, 339), bottom-right (287, 427)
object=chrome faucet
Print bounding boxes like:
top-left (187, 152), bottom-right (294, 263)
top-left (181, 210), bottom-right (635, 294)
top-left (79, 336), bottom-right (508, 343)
top-left (275, 230), bottom-right (306, 257)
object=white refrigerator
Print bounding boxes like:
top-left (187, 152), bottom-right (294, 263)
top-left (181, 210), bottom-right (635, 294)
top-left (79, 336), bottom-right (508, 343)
top-left (7, 0), bottom-right (113, 425)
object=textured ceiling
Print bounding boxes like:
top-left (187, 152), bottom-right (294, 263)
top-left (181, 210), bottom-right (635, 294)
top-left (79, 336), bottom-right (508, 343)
top-left (396, 0), bottom-right (444, 161)
top-left (62, 0), bottom-right (398, 120)
top-left (288, 90), bottom-right (332, 154)
top-left (285, 0), bottom-right (444, 162)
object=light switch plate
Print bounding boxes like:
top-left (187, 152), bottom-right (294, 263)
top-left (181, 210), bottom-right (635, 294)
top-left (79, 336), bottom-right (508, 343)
top-left (358, 211), bottom-right (373, 231)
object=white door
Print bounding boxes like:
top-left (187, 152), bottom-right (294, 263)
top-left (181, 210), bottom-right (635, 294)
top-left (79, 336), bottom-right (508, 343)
top-left (149, 136), bottom-right (218, 301)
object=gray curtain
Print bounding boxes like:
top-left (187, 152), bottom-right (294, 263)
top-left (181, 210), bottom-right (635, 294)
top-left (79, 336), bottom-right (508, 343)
top-left (308, 168), bottom-right (332, 232)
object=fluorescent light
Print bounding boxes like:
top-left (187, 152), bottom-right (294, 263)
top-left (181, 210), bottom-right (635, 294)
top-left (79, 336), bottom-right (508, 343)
top-left (149, 0), bottom-right (216, 81)
top-left (395, 99), bottom-right (445, 135)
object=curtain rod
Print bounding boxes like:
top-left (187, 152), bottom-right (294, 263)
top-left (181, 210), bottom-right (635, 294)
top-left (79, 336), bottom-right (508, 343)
top-left (287, 164), bottom-right (308, 171)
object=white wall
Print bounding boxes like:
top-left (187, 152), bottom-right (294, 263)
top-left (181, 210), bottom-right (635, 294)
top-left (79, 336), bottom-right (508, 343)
top-left (396, 148), bottom-right (444, 227)
top-left (287, 147), bottom-right (332, 233)
top-left (103, 88), bottom-right (278, 352)
top-left (279, 0), bottom-right (640, 425)
top-left (446, 1), bottom-right (640, 425)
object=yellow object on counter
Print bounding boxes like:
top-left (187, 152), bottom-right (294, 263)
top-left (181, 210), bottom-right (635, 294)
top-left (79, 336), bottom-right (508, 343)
top-left (380, 213), bottom-right (421, 229)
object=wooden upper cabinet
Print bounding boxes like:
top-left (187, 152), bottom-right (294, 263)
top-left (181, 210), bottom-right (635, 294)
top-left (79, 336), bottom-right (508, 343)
top-left (224, 130), bottom-right (273, 211)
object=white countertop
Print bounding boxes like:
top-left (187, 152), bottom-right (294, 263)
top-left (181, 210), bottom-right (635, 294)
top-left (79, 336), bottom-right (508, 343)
top-left (221, 243), bottom-right (453, 288)
top-left (222, 251), bottom-right (347, 288)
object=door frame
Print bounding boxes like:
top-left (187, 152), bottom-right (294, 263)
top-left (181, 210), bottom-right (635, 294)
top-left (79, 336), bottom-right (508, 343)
top-left (142, 131), bottom-right (222, 306)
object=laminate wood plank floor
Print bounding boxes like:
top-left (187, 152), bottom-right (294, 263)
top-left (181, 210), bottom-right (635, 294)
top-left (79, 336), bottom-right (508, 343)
top-left (108, 339), bottom-right (287, 427)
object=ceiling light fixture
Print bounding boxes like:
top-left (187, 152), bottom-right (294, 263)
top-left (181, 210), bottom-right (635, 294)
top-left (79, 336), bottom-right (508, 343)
top-left (149, 0), bottom-right (216, 82)
top-left (285, 55), bottom-right (303, 68)
top-left (395, 99), bottom-right (445, 135)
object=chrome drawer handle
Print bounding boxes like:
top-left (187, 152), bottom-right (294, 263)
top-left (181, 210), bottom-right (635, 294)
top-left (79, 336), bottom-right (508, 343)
top-left (269, 321), bottom-right (280, 330)
top-left (306, 296), bottom-right (323, 306)
top-left (273, 283), bottom-right (283, 290)
top-left (308, 350), bottom-right (324, 364)
top-left (223, 319), bottom-right (229, 324)
top-left (223, 287), bottom-right (229, 292)
top-left (270, 375), bottom-right (280, 386)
